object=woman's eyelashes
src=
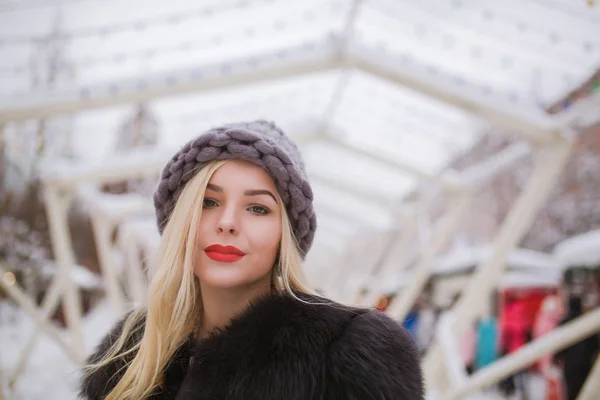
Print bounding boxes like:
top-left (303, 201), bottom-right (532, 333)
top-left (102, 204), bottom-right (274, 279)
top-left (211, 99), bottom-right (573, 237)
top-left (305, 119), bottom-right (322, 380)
top-left (203, 198), bottom-right (218, 208)
top-left (248, 205), bottom-right (270, 215)
top-left (202, 198), bottom-right (270, 215)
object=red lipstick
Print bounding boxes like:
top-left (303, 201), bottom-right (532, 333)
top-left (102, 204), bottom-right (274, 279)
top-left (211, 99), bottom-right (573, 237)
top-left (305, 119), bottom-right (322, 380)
top-left (204, 244), bottom-right (245, 263)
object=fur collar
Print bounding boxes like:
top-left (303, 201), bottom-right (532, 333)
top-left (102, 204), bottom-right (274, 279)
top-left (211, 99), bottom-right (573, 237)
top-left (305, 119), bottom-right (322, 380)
top-left (80, 292), bottom-right (424, 399)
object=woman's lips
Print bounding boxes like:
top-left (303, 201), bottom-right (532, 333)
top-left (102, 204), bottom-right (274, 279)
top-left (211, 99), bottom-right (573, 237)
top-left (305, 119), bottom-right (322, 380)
top-left (204, 244), bottom-right (245, 263)
top-left (205, 252), bottom-right (244, 262)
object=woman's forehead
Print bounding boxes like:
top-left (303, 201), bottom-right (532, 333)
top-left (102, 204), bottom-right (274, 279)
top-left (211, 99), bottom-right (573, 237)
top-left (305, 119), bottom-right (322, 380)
top-left (209, 160), bottom-right (277, 191)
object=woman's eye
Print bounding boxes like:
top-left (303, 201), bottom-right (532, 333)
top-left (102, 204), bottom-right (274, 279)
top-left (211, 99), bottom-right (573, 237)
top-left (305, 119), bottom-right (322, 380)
top-left (249, 205), bottom-right (269, 215)
top-left (203, 199), bottom-right (218, 208)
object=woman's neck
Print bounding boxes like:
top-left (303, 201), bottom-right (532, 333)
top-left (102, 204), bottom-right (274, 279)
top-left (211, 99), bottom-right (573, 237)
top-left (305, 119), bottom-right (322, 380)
top-left (197, 280), bottom-right (273, 340)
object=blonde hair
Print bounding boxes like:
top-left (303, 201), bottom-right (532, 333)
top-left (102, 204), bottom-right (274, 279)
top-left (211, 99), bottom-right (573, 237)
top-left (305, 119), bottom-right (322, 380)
top-left (86, 160), bottom-right (315, 399)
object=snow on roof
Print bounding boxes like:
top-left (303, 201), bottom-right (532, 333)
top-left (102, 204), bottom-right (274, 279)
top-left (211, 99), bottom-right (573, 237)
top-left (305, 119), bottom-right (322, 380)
top-left (553, 229), bottom-right (600, 269)
top-left (433, 245), bottom-right (561, 277)
top-left (40, 262), bottom-right (103, 290)
top-left (77, 185), bottom-right (154, 220)
top-left (499, 271), bottom-right (561, 290)
top-left (118, 217), bottom-right (161, 247)
top-left (365, 271), bottom-right (412, 294)
top-left (39, 145), bottom-right (177, 187)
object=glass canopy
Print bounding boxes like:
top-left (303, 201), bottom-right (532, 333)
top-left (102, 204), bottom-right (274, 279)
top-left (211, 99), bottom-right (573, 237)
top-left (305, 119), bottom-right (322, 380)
top-left (1, 0), bottom-right (598, 266)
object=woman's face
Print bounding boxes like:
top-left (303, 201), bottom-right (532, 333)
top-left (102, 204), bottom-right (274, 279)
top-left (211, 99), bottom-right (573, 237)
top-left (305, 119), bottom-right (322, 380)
top-left (194, 160), bottom-right (282, 290)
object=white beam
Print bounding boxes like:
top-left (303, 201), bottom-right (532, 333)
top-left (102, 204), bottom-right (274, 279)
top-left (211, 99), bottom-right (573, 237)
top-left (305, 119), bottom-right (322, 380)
top-left (314, 199), bottom-right (388, 229)
top-left (0, 44), bottom-right (563, 150)
top-left (90, 216), bottom-right (126, 314)
top-left (346, 53), bottom-right (563, 144)
top-left (118, 218), bottom-right (160, 280)
top-left (309, 172), bottom-right (397, 208)
top-left (6, 266), bottom-right (70, 385)
top-left (459, 142), bottom-right (532, 186)
top-left (337, 229), bottom-right (395, 303)
top-left (386, 191), bottom-right (472, 321)
top-left (0, 42), bottom-right (338, 123)
top-left (424, 138), bottom-right (573, 390)
top-left (42, 185), bottom-right (86, 361)
top-left (78, 186), bottom-right (155, 221)
top-left (322, 134), bottom-right (462, 190)
top-left (120, 233), bottom-right (148, 306)
top-left (578, 355), bottom-right (600, 400)
top-left (40, 147), bottom-right (176, 188)
top-left (452, 141), bottom-right (572, 328)
top-left (0, 37), bottom-right (567, 148)
top-left (437, 312), bottom-right (468, 389)
top-left (0, 263), bottom-right (81, 382)
top-left (357, 215), bottom-right (418, 307)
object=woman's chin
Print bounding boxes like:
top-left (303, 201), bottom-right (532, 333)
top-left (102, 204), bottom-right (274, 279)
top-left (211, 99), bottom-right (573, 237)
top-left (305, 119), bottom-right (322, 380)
top-left (195, 267), bottom-right (267, 290)
top-left (196, 270), bottom-right (247, 289)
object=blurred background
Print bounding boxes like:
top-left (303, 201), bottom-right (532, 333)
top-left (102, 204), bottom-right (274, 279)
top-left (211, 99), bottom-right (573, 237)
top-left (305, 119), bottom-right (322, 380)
top-left (0, 0), bottom-right (599, 399)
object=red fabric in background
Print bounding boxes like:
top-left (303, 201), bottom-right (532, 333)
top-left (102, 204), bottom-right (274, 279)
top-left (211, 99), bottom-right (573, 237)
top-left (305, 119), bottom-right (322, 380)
top-left (499, 288), bottom-right (557, 356)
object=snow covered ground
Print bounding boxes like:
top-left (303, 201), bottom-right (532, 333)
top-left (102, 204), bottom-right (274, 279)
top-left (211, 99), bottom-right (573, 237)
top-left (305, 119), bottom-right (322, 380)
top-left (0, 300), bottom-right (118, 399)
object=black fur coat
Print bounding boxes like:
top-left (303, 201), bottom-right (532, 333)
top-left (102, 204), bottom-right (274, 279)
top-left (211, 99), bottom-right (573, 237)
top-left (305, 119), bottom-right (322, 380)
top-left (80, 292), bottom-right (424, 399)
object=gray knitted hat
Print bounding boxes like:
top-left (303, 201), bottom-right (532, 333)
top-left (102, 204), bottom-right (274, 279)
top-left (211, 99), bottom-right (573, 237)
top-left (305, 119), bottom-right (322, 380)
top-left (153, 120), bottom-right (317, 256)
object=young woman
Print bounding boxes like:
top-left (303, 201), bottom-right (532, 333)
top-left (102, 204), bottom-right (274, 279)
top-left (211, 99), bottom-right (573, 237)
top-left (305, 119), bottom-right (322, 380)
top-left (80, 120), bottom-right (423, 399)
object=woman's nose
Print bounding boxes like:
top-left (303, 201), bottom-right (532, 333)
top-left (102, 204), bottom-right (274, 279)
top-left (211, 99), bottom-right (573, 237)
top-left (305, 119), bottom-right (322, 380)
top-left (216, 206), bottom-right (239, 235)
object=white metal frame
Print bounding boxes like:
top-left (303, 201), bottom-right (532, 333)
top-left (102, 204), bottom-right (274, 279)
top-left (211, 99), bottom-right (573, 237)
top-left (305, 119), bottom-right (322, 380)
top-left (0, 262), bottom-right (81, 388)
top-left (374, 140), bottom-right (535, 317)
top-left (0, 148), bottom-right (174, 389)
top-left (117, 217), bottom-right (161, 304)
top-left (80, 188), bottom-right (155, 313)
top-left (577, 355), bottom-right (600, 400)
top-left (332, 228), bottom-right (397, 303)
top-left (42, 185), bottom-right (86, 360)
top-left (385, 189), bottom-right (473, 320)
top-left (356, 212), bottom-right (419, 307)
top-left (0, 39), bottom-right (563, 147)
top-left (423, 138), bottom-right (573, 394)
top-left (0, 8), bottom-right (591, 396)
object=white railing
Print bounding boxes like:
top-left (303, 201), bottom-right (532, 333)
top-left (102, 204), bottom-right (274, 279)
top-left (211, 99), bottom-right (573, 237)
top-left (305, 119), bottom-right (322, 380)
top-left (433, 307), bottom-right (600, 400)
top-left (436, 312), bottom-right (468, 389)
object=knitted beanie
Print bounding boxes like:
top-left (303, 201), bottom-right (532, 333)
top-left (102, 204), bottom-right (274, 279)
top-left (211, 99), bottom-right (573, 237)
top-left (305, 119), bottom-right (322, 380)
top-left (153, 120), bottom-right (317, 256)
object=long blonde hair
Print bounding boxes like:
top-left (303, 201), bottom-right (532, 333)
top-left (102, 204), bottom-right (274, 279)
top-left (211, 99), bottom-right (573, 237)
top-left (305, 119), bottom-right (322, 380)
top-left (86, 160), bottom-right (315, 399)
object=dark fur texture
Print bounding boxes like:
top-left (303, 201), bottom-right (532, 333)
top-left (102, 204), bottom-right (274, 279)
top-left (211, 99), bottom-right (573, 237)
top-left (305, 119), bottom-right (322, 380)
top-left (80, 293), bottom-right (424, 399)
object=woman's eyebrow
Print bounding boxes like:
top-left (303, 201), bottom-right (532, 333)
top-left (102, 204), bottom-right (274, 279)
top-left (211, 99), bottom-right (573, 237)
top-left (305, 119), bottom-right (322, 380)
top-left (206, 183), bottom-right (223, 192)
top-left (244, 189), bottom-right (277, 203)
top-left (207, 183), bottom-right (277, 203)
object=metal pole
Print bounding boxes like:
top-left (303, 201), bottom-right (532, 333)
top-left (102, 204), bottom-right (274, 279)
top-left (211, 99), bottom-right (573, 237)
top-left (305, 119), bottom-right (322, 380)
top-left (386, 191), bottom-right (472, 321)
top-left (42, 185), bottom-right (86, 361)
top-left (359, 214), bottom-right (418, 307)
top-left (90, 216), bottom-right (125, 314)
top-left (122, 235), bottom-right (146, 306)
top-left (341, 229), bottom-right (395, 303)
top-left (326, 136), bottom-right (460, 190)
top-left (577, 354), bottom-right (600, 400)
top-left (7, 268), bottom-right (65, 384)
top-left (0, 264), bottom-right (80, 364)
